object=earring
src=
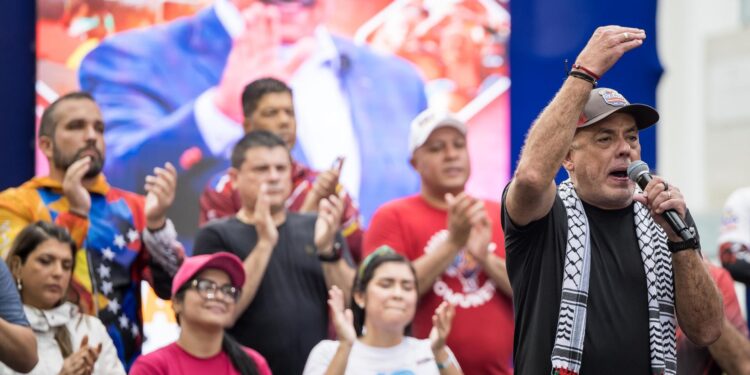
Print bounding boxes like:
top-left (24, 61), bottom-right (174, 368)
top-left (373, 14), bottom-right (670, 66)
top-left (16, 278), bottom-right (22, 291)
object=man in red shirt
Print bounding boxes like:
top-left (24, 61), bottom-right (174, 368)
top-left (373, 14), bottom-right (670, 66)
top-left (199, 78), bottom-right (364, 261)
top-left (363, 109), bottom-right (514, 374)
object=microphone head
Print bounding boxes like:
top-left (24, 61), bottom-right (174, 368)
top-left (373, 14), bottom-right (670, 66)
top-left (627, 160), bottom-right (650, 182)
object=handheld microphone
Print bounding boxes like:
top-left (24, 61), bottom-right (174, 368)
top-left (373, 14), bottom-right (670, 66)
top-left (627, 161), bottom-right (695, 241)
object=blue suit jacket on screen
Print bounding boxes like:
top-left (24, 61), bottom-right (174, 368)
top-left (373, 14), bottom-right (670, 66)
top-left (79, 7), bottom-right (427, 245)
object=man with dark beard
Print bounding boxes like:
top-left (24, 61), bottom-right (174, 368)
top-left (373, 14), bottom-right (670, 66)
top-left (0, 92), bottom-right (185, 371)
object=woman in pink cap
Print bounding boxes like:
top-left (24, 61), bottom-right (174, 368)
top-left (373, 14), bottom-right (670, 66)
top-left (130, 252), bottom-right (271, 375)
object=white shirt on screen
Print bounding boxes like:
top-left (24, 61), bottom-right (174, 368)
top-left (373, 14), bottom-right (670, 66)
top-left (194, 0), bottom-right (361, 199)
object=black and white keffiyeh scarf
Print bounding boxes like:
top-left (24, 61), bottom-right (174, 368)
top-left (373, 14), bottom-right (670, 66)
top-left (551, 180), bottom-right (677, 375)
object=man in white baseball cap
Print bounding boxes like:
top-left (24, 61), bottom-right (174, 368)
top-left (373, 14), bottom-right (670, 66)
top-left (362, 108), bottom-right (515, 375)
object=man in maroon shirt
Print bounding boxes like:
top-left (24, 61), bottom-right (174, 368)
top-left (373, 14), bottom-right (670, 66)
top-left (199, 78), bottom-right (364, 261)
top-left (676, 262), bottom-right (750, 374)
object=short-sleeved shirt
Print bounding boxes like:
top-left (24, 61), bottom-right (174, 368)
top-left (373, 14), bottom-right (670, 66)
top-left (0, 261), bottom-right (28, 326)
top-left (129, 342), bottom-right (272, 375)
top-left (364, 195), bottom-right (514, 375)
top-left (199, 161), bottom-right (365, 262)
top-left (194, 213), bottom-right (349, 375)
top-left (501, 186), bottom-right (663, 374)
top-left (677, 263), bottom-right (749, 374)
top-left (303, 337), bottom-right (448, 375)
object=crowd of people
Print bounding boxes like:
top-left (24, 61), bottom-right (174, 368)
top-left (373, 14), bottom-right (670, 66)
top-left (1, 23), bottom-right (750, 375)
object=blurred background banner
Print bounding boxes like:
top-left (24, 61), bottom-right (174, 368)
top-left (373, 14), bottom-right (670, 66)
top-left (26, 0), bottom-right (514, 352)
top-left (30, 0), bottom-right (512, 250)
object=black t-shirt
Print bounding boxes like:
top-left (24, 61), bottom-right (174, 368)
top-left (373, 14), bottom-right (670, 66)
top-left (502, 188), bottom-right (660, 374)
top-left (193, 213), bottom-right (349, 375)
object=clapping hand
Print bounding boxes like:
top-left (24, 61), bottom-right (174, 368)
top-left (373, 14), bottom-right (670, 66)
top-left (62, 156), bottom-right (93, 218)
top-left (314, 191), bottom-right (345, 257)
top-left (144, 162), bottom-right (177, 230)
top-left (446, 193), bottom-right (486, 250)
top-left (254, 183), bottom-right (280, 248)
top-left (429, 301), bottom-right (456, 353)
top-left (59, 335), bottom-right (102, 375)
top-left (328, 285), bottom-right (357, 345)
top-left (301, 157), bottom-right (344, 213)
top-left (465, 213), bottom-right (492, 266)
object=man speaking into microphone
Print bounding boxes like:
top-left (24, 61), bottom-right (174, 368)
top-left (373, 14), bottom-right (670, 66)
top-left (501, 26), bottom-right (723, 375)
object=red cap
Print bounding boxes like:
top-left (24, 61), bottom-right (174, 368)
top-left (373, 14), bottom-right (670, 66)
top-left (171, 252), bottom-right (245, 297)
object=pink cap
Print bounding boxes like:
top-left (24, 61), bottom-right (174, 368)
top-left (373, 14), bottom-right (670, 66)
top-left (171, 252), bottom-right (246, 297)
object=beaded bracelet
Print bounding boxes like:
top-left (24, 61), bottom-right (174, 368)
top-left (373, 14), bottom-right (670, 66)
top-left (571, 63), bottom-right (601, 80)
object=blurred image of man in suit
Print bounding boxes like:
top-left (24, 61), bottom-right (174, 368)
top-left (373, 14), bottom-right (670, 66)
top-left (79, 0), bottom-right (427, 245)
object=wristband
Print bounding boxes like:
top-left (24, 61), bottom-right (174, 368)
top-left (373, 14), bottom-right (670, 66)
top-left (318, 241), bottom-right (343, 262)
top-left (436, 358), bottom-right (451, 370)
top-left (571, 63), bottom-right (601, 80)
top-left (568, 70), bottom-right (597, 88)
top-left (435, 349), bottom-right (458, 371)
top-left (667, 228), bottom-right (700, 253)
top-left (668, 236), bottom-right (700, 253)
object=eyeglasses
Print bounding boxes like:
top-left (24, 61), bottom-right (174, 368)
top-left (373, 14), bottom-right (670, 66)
top-left (188, 279), bottom-right (240, 303)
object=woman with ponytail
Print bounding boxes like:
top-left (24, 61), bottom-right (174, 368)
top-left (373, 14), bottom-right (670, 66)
top-left (130, 252), bottom-right (271, 375)
top-left (0, 221), bottom-right (124, 375)
top-left (304, 246), bottom-right (462, 375)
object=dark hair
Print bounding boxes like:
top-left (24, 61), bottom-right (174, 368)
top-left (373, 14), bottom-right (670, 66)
top-left (39, 91), bottom-right (95, 139)
top-left (351, 246), bottom-right (418, 336)
top-left (173, 283), bottom-right (259, 375)
top-left (241, 78), bottom-right (292, 118)
top-left (5, 221), bottom-right (79, 358)
top-left (230, 130), bottom-right (289, 169)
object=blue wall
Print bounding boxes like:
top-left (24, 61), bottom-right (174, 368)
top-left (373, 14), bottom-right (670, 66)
top-left (510, 0), bottom-right (662, 181)
top-left (0, 0), bottom-right (36, 189)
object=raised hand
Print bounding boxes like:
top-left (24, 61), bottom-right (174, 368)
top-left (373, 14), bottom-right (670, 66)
top-left (314, 191), bottom-right (345, 256)
top-left (59, 335), bottom-right (102, 375)
top-left (429, 301), bottom-right (456, 352)
top-left (574, 25), bottom-right (646, 79)
top-left (213, 2), bottom-right (316, 122)
top-left (62, 156), bottom-right (93, 217)
top-left (254, 183), bottom-right (279, 248)
top-left (144, 162), bottom-right (177, 230)
top-left (328, 285), bottom-right (357, 344)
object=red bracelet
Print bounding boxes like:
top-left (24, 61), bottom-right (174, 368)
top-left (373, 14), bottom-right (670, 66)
top-left (572, 64), bottom-right (601, 81)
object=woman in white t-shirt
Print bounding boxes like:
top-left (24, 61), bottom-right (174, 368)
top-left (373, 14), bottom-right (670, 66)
top-left (304, 246), bottom-right (462, 375)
